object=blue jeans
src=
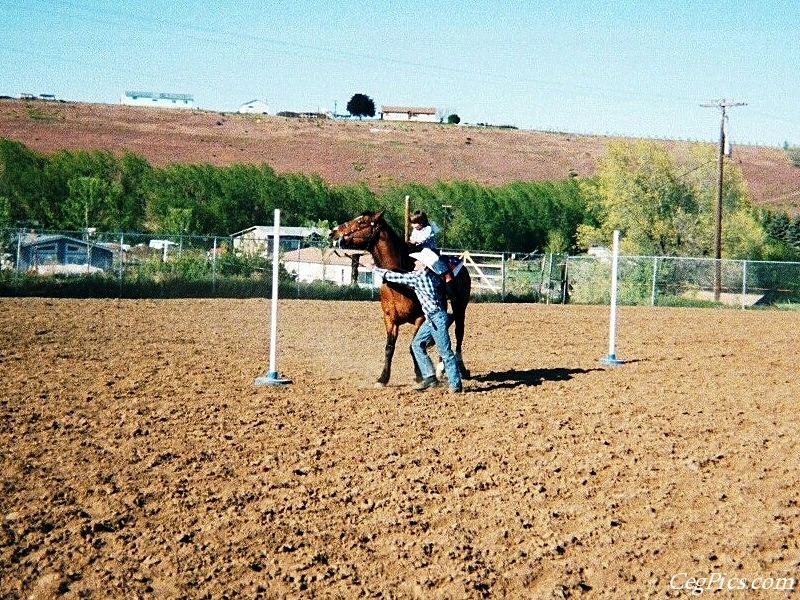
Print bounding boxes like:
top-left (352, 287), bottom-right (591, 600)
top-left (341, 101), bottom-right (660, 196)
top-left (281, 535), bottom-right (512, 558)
top-left (412, 309), bottom-right (462, 390)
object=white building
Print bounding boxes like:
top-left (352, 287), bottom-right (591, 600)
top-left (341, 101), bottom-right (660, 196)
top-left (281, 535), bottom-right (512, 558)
top-left (231, 225), bottom-right (327, 256)
top-left (282, 247), bottom-right (378, 287)
top-left (121, 91), bottom-right (195, 109)
top-left (238, 99), bottom-right (270, 114)
top-left (380, 105), bottom-right (437, 122)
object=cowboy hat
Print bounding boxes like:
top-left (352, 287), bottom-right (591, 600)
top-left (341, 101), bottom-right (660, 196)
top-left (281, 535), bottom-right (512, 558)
top-left (409, 247), bottom-right (440, 271)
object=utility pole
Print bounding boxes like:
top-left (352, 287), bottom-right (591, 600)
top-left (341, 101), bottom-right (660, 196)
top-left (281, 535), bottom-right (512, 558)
top-left (701, 99), bottom-right (746, 301)
top-left (441, 204), bottom-right (452, 247)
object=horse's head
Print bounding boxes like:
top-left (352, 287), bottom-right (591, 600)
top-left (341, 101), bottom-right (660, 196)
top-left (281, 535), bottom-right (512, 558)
top-left (329, 211), bottom-right (385, 250)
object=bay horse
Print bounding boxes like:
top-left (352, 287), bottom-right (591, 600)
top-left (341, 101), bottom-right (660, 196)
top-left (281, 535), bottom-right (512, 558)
top-left (329, 211), bottom-right (471, 387)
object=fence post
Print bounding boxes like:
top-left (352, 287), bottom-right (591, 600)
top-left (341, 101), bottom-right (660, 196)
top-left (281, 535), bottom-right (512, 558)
top-left (118, 233), bottom-right (124, 279)
top-left (16, 228), bottom-right (22, 273)
top-left (212, 237), bottom-right (217, 295)
top-left (741, 259), bottom-right (747, 309)
top-left (561, 256), bottom-right (569, 304)
top-left (650, 256), bottom-right (659, 306)
top-left (118, 232), bottom-right (124, 298)
top-left (501, 253), bottom-right (506, 301)
top-left (546, 253), bottom-right (554, 304)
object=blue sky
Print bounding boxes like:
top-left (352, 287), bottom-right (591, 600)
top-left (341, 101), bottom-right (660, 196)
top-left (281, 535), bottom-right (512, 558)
top-left (2, 0), bottom-right (798, 147)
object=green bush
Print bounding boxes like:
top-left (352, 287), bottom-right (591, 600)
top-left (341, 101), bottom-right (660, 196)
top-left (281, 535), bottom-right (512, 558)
top-left (786, 146), bottom-right (800, 168)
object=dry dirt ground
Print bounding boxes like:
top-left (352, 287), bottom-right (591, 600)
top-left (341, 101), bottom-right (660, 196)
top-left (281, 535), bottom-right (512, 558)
top-left (1, 299), bottom-right (799, 599)
top-left (1, 99), bottom-right (798, 212)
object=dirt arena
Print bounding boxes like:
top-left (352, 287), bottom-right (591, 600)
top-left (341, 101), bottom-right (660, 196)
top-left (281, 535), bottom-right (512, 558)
top-left (1, 298), bottom-right (798, 598)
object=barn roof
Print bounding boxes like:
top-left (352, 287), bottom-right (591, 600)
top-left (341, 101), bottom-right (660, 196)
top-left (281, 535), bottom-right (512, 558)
top-left (231, 225), bottom-right (326, 239)
top-left (18, 233), bottom-right (113, 253)
top-left (283, 247), bottom-right (374, 267)
top-left (380, 105), bottom-right (436, 115)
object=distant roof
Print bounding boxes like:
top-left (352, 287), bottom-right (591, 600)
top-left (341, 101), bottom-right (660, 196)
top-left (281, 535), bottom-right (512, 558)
top-left (19, 233), bottom-right (113, 252)
top-left (124, 91), bottom-right (194, 101)
top-left (283, 246), bottom-right (373, 267)
top-left (381, 105), bottom-right (436, 115)
top-left (231, 225), bottom-right (327, 238)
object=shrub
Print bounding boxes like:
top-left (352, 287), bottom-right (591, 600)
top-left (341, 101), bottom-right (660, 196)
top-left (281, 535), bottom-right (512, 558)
top-left (786, 146), bottom-right (800, 167)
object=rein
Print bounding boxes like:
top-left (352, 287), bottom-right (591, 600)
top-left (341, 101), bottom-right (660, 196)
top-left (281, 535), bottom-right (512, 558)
top-left (333, 212), bottom-right (412, 271)
top-left (338, 216), bottom-right (382, 251)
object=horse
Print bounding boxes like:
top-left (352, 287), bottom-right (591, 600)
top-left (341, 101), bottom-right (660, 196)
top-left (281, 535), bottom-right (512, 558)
top-left (329, 210), bottom-right (471, 386)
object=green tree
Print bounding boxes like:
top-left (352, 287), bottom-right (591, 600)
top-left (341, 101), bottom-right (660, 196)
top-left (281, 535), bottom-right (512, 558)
top-left (789, 216), bottom-right (800, 250)
top-left (63, 176), bottom-right (123, 231)
top-left (346, 93), bottom-right (376, 119)
top-left (116, 152), bottom-right (152, 231)
top-left (578, 140), bottom-right (698, 255)
top-left (0, 195), bottom-right (10, 229)
top-left (328, 183), bottom-right (378, 224)
top-left (37, 148), bottom-right (133, 230)
top-left (216, 163), bottom-right (275, 232)
top-left (144, 164), bottom-right (220, 233)
top-left (785, 146), bottom-right (800, 167)
top-left (0, 139), bottom-right (47, 226)
top-left (163, 207), bottom-right (193, 235)
top-left (578, 140), bottom-right (760, 258)
top-left (277, 173), bottom-right (331, 225)
top-left (763, 210), bottom-right (789, 243)
top-left (447, 114), bottom-right (461, 125)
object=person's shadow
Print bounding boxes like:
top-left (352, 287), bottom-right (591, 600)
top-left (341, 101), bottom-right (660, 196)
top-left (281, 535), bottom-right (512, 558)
top-left (470, 367), bottom-right (600, 391)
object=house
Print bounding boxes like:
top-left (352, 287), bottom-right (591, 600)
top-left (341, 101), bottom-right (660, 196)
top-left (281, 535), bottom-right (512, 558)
top-left (239, 99), bottom-right (270, 114)
top-left (231, 225), bottom-right (327, 256)
top-left (380, 105), bottom-right (438, 122)
top-left (121, 91), bottom-right (195, 109)
top-left (282, 247), bottom-right (378, 287)
top-left (18, 234), bottom-right (114, 275)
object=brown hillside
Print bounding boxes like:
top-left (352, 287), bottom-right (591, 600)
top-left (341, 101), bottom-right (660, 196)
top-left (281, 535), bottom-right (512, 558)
top-left (2, 99), bottom-right (799, 214)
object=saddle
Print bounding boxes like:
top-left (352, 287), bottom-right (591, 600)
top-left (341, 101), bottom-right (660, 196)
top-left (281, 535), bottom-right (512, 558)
top-left (446, 257), bottom-right (464, 277)
top-left (440, 256), bottom-right (463, 284)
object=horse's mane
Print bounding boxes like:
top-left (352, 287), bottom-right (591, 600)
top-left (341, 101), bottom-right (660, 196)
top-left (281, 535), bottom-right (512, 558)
top-left (373, 212), bottom-right (414, 271)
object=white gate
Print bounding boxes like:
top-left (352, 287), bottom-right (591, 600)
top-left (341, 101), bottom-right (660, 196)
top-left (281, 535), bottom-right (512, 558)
top-left (443, 250), bottom-right (505, 294)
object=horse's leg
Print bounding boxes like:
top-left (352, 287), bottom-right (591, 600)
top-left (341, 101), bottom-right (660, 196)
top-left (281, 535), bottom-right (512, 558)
top-left (451, 302), bottom-right (470, 379)
top-left (377, 322), bottom-right (399, 387)
top-left (448, 271), bottom-right (472, 379)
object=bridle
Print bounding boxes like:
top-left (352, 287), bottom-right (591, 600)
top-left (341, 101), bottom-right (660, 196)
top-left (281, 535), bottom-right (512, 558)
top-left (333, 214), bottom-right (383, 251)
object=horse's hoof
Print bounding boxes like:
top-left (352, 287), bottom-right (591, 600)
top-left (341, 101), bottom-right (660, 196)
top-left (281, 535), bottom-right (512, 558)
top-left (374, 381), bottom-right (387, 388)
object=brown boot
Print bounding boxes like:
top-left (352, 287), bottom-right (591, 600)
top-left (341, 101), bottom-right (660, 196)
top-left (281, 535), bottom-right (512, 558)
top-left (414, 376), bottom-right (440, 391)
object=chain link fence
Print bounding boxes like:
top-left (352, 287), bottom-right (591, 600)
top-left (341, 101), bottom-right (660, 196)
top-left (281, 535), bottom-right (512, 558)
top-left (2, 228), bottom-right (800, 306)
top-left (500, 252), bottom-right (800, 307)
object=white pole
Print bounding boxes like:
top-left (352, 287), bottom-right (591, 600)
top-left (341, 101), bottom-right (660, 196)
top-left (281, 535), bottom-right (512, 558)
top-left (255, 208), bottom-right (291, 385)
top-left (267, 210), bottom-right (281, 375)
top-left (601, 230), bottom-right (624, 365)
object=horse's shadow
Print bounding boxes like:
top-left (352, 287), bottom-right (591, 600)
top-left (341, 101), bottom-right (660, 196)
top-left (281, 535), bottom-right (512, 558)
top-left (469, 367), bottom-right (600, 391)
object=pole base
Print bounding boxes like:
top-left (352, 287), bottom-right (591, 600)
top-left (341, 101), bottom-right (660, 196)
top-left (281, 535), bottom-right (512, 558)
top-left (600, 354), bottom-right (624, 366)
top-left (255, 371), bottom-right (292, 386)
